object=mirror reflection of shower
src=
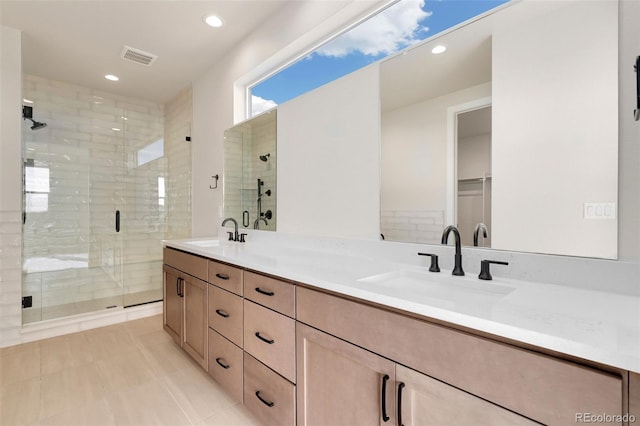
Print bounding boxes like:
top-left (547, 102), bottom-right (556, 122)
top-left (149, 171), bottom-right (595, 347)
top-left (257, 178), bottom-right (272, 227)
top-left (22, 105), bottom-right (48, 130)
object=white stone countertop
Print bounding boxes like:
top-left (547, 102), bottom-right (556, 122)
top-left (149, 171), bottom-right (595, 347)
top-left (164, 235), bottom-right (640, 374)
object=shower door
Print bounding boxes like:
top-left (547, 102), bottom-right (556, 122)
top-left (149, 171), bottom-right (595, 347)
top-left (22, 78), bottom-right (166, 323)
top-left (22, 108), bottom-right (128, 322)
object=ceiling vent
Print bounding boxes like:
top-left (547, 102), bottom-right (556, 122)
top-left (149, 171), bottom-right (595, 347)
top-left (120, 45), bottom-right (157, 66)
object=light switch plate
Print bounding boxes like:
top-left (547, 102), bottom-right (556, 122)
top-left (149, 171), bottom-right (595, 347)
top-left (584, 202), bottom-right (616, 219)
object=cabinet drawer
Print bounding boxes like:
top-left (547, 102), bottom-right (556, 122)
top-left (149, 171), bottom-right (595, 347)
top-left (208, 260), bottom-right (243, 296)
top-left (244, 352), bottom-right (295, 426)
top-left (208, 329), bottom-right (243, 404)
top-left (163, 247), bottom-right (207, 281)
top-left (208, 285), bottom-right (243, 347)
top-left (244, 271), bottom-right (295, 318)
top-left (244, 300), bottom-right (296, 383)
top-left (297, 287), bottom-right (623, 426)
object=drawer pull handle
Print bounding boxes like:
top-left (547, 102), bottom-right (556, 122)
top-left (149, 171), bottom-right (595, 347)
top-left (397, 382), bottom-right (405, 426)
top-left (255, 287), bottom-right (275, 296)
top-left (215, 357), bottom-right (230, 369)
top-left (381, 374), bottom-right (390, 422)
top-left (255, 332), bottom-right (275, 344)
top-left (255, 391), bottom-right (275, 408)
top-left (215, 309), bottom-right (230, 318)
top-left (215, 273), bottom-right (230, 280)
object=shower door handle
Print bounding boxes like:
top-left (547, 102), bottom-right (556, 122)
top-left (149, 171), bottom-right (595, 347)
top-left (115, 210), bottom-right (120, 232)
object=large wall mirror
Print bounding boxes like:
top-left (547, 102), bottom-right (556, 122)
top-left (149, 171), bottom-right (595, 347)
top-left (380, 0), bottom-right (618, 259)
top-left (223, 110), bottom-right (276, 231)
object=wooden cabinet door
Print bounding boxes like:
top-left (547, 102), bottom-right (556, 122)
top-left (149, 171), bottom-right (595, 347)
top-left (182, 275), bottom-right (208, 370)
top-left (163, 265), bottom-right (183, 345)
top-left (297, 323), bottom-right (396, 426)
top-left (395, 365), bottom-right (537, 426)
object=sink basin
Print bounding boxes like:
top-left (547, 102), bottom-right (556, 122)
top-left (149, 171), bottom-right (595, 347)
top-left (183, 239), bottom-right (220, 248)
top-left (356, 269), bottom-right (514, 309)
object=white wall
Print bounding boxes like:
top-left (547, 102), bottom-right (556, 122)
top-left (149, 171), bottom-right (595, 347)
top-left (191, 0), bottom-right (386, 237)
top-left (0, 26), bottom-right (23, 346)
top-left (492, 1), bottom-right (618, 258)
top-left (381, 83), bottom-right (491, 212)
top-left (277, 64), bottom-right (380, 239)
top-left (458, 133), bottom-right (491, 181)
top-left (0, 27), bottom-right (22, 212)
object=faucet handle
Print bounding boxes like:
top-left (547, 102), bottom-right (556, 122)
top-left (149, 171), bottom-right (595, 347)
top-left (239, 233), bottom-right (247, 243)
top-left (478, 260), bottom-right (509, 281)
top-left (418, 253), bottom-right (440, 273)
top-left (227, 232), bottom-right (235, 241)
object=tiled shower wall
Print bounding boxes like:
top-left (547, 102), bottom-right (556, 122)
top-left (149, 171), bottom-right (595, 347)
top-left (21, 75), bottom-right (189, 323)
top-left (380, 210), bottom-right (445, 244)
top-left (248, 112), bottom-right (276, 231)
top-left (0, 211), bottom-right (22, 343)
top-left (223, 123), bottom-right (243, 225)
top-left (164, 86), bottom-right (192, 240)
top-left (224, 111), bottom-right (276, 231)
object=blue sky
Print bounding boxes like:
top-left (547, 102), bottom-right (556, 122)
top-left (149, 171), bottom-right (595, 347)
top-left (251, 0), bottom-right (509, 114)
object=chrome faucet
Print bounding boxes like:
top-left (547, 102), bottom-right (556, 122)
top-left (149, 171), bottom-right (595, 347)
top-left (473, 223), bottom-right (488, 247)
top-left (441, 225), bottom-right (464, 276)
top-left (221, 217), bottom-right (239, 241)
top-left (253, 217), bottom-right (268, 230)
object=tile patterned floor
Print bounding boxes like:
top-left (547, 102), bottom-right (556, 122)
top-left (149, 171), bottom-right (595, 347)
top-left (0, 315), bottom-right (261, 426)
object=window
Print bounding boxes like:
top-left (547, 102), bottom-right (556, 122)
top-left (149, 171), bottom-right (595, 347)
top-left (137, 138), bottom-right (164, 167)
top-left (25, 165), bottom-right (50, 213)
top-left (158, 176), bottom-right (165, 207)
top-left (249, 0), bottom-right (509, 117)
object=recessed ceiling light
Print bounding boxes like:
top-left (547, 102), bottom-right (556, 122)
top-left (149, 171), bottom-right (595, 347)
top-left (431, 45), bottom-right (447, 55)
top-left (105, 74), bottom-right (119, 81)
top-left (203, 14), bottom-right (223, 28)
top-left (23, 98), bottom-right (34, 104)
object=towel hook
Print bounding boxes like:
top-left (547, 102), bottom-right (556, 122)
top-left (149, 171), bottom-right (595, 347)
top-left (209, 174), bottom-right (219, 189)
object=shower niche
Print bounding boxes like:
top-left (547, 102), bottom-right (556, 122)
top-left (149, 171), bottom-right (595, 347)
top-left (223, 109), bottom-right (276, 231)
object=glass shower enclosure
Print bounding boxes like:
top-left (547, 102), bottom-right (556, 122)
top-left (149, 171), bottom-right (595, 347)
top-left (21, 76), bottom-right (175, 323)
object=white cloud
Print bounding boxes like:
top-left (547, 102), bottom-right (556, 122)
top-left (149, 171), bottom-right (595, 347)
top-left (317, 0), bottom-right (431, 58)
top-left (251, 95), bottom-right (278, 116)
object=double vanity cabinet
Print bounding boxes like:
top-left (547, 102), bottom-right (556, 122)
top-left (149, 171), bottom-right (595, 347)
top-left (163, 246), bottom-right (636, 426)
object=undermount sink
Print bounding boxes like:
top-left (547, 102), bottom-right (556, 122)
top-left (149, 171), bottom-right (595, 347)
top-left (356, 269), bottom-right (515, 308)
top-left (183, 239), bottom-right (220, 248)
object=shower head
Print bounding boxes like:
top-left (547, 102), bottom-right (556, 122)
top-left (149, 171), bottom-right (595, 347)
top-left (22, 106), bottom-right (47, 130)
top-left (259, 153), bottom-right (270, 162)
top-left (27, 118), bottom-right (47, 130)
